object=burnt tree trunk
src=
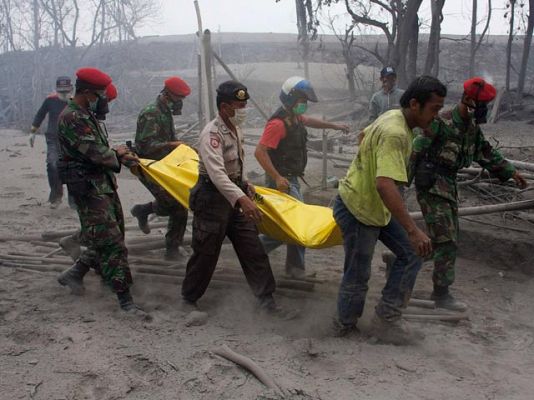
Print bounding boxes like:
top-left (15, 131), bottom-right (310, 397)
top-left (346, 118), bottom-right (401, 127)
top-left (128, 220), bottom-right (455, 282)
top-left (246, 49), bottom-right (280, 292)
top-left (516, 0), bottom-right (534, 102)
top-left (506, 0), bottom-right (517, 92)
top-left (424, 0), bottom-right (444, 76)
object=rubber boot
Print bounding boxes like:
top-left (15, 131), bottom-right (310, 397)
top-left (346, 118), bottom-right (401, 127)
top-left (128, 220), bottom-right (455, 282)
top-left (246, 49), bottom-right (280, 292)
top-left (431, 285), bottom-right (467, 312)
top-left (57, 260), bottom-right (90, 295)
top-left (117, 290), bottom-right (152, 320)
top-left (130, 202), bottom-right (153, 234)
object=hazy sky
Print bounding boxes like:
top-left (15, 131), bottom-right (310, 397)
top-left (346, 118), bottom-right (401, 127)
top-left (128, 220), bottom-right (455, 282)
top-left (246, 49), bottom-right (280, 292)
top-left (138, 0), bottom-right (510, 38)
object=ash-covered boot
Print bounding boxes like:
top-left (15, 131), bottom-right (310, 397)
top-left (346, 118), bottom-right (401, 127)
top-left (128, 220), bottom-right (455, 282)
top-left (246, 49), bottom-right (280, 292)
top-left (57, 260), bottom-right (90, 295)
top-left (117, 290), bottom-right (151, 320)
top-left (130, 202), bottom-right (153, 234)
top-left (431, 285), bottom-right (467, 312)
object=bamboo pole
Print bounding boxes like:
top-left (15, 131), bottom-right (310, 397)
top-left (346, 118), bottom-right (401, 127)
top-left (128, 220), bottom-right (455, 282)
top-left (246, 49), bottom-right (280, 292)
top-left (410, 199), bottom-right (534, 220)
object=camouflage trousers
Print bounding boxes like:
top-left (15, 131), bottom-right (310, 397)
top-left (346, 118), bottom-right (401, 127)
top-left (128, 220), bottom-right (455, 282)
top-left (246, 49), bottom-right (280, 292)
top-left (138, 170), bottom-right (188, 250)
top-left (73, 191), bottom-right (132, 293)
top-left (416, 192), bottom-right (459, 288)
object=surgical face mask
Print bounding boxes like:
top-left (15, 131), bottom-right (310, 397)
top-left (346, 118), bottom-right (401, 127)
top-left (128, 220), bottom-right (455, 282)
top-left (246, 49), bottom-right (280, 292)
top-left (292, 102), bottom-right (307, 115)
top-left (170, 99), bottom-right (183, 115)
top-left (229, 107), bottom-right (247, 126)
top-left (57, 92), bottom-right (70, 101)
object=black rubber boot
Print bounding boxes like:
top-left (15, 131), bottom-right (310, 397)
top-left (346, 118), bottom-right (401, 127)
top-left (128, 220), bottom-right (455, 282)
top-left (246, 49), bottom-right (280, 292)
top-left (57, 261), bottom-right (90, 295)
top-left (130, 202), bottom-right (153, 234)
top-left (117, 290), bottom-right (152, 320)
top-left (431, 285), bottom-right (467, 312)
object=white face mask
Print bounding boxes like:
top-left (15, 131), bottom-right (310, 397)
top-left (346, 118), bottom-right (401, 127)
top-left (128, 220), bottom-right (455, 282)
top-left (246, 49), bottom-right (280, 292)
top-left (57, 92), bottom-right (70, 101)
top-left (229, 107), bottom-right (247, 126)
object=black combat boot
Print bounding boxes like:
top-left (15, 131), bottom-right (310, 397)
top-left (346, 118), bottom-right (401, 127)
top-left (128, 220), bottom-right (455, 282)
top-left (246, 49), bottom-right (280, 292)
top-left (116, 290), bottom-right (151, 319)
top-left (430, 285), bottom-right (467, 312)
top-left (130, 202), bottom-right (153, 234)
top-left (57, 260), bottom-right (90, 295)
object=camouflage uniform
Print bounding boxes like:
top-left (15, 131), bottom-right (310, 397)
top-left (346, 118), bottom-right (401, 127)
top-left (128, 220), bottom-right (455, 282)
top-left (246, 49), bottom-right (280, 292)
top-left (58, 99), bottom-right (132, 293)
top-left (412, 106), bottom-right (515, 287)
top-left (134, 95), bottom-right (188, 252)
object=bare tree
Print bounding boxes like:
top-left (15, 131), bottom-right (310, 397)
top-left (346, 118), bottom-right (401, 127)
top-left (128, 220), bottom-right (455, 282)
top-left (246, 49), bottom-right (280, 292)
top-left (423, 0), bottom-right (445, 76)
top-left (505, 0), bottom-right (517, 92)
top-left (294, 0), bottom-right (319, 79)
top-left (329, 18), bottom-right (358, 99)
top-left (468, 0), bottom-right (492, 77)
top-left (320, 0), bottom-right (422, 87)
top-left (516, 0), bottom-right (534, 101)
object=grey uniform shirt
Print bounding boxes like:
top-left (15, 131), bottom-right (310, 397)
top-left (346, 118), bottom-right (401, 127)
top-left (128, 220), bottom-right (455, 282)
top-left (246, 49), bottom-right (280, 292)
top-left (197, 115), bottom-right (246, 206)
top-left (368, 86), bottom-right (405, 122)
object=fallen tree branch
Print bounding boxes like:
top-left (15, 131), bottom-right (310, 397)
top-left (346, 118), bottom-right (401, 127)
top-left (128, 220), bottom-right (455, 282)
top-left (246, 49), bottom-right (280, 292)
top-left (213, 344), bottom-right (287, 397)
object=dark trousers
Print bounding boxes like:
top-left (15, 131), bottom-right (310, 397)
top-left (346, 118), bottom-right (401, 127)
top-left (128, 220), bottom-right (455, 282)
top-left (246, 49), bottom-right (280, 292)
top-left (45, 133), bottom-right (63, 203)
top-left (333, 195), bottom-right (422, 324)
top-left (182, 181), bottom-right (276, 302)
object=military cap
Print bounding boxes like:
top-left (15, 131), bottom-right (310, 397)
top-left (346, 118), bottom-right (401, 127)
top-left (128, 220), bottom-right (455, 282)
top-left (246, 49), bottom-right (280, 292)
top-left (56, 76), bottom-right (72, 92)
top-left (164, 76), bottom-right (191, 97)
top-left (75, 67), bottom-right (112, 91)
top-left (106, 83), bottom-right (118, 102)
top-left (463, 77), bottom-right (496, 102)
top-left (216, 80), bottom-right (250, 102)
top-left (380, 66), bottom-right (397, 78)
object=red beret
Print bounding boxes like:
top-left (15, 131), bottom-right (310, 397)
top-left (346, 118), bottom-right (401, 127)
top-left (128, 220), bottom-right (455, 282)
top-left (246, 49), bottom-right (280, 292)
top-left (164, 77), bottom-right (191, 97)
top-left (463, 77), bottom-right (496, 102)
top-left (105, 83), bottom-right (118, 101)
top-left (76, 67), bottom-right (112, 90)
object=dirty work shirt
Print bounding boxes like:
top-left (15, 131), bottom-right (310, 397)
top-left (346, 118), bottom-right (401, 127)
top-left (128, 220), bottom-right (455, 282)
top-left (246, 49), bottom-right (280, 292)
top-left (338, 109), bottom-right (413, 227)
top-left (197, 115), bottom-right (246, 206)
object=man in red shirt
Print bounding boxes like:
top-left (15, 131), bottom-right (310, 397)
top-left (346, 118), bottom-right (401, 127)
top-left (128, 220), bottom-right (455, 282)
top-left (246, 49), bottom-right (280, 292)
top-left (255, 76), bottom-right (349, 279)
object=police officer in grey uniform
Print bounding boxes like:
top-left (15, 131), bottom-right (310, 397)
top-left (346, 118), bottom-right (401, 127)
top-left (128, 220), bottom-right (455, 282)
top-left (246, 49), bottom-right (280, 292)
top-left (181, 80), bottom-right (280, 312)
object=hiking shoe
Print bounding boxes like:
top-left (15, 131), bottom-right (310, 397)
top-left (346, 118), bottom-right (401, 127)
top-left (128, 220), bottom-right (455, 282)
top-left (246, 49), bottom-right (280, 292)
top-left (331, 318), bottom-right (360, 338)
top-left (431, 292), bottom-right (468, 312)
top-left (258, 295), bottom-right (300, 320)
top-left (131, 203), bottom-right (152, 234)
top-left (57, 261), bottom-right (89, 295)
top-left (371, 315), bottom-right (424, 345)
top-left (164, 246), bottom-right (190, 261)
top-left (285, 267), bottom-right (316, 280)
top-left (180, 298), bottom-right (199, 313)
top-left (49, 199), bottom-right (62, 209)
top-left (59, 234), bottom-right (82, 261)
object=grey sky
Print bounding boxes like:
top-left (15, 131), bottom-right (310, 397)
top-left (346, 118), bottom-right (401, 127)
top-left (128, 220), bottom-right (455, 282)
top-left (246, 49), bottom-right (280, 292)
top-left (138, 0), bottom-right (509, 38)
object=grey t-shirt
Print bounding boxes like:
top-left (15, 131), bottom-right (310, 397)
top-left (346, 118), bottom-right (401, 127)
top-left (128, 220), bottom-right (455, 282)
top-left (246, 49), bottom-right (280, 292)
top-left (368, 87), bottom-right (405, 122)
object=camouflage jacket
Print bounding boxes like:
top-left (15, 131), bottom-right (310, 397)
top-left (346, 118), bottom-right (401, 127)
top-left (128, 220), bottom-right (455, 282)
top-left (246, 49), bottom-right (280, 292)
top-left (411, 105), bottom-right (515, 203)
top-left (58, 100), bottom-right (120, 195)
top-left (135, 95), bottom-right (176, 160)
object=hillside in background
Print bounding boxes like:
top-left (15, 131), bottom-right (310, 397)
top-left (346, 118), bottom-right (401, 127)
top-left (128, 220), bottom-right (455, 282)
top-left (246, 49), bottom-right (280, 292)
top-left (0, 32), bottom-right (530, 129)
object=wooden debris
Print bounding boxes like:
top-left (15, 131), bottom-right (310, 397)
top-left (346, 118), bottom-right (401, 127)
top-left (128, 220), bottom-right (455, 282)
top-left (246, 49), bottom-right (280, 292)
top-left (213, 344), bottom-right (287, 397)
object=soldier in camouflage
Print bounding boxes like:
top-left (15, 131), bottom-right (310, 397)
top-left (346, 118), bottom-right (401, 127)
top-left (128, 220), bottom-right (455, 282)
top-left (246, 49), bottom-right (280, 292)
top-left (131, 77), bottom-right (191, 260)
top-left (56, 67), bottom-right (146, 316)
top-left (411, 77), bottom-right (527, 311)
